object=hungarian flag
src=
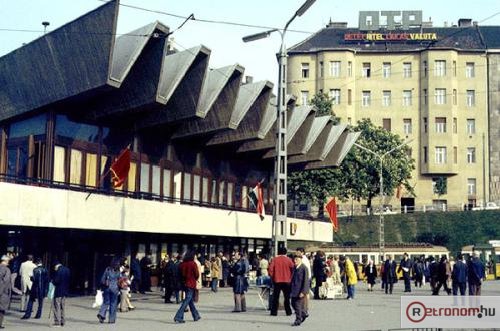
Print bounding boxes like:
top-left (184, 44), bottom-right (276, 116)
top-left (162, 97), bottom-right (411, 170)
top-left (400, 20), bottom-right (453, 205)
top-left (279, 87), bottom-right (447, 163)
top-left (110, 147), bottom-right (131, 188)
top-left (325, 197), bottom-right (338, 232)
top-left (248, 182), bottom-right (265, 220)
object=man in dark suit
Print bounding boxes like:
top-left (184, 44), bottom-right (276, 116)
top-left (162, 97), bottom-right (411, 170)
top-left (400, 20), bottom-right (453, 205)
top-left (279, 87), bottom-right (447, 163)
top-left (21, 258), bottom-right (49, 319)
top-left (290, 254), bottom-right (310, 327)
top-left (52, 261), bottom-right (71, 327)
top-left (398, 253), bottom-right (412, 292)
top-left (383, 255), bottom-right (397, 294)
top-left (468, 251), bottom-right (485, 296)
top-left (452, 253), bottom-right (467, 296)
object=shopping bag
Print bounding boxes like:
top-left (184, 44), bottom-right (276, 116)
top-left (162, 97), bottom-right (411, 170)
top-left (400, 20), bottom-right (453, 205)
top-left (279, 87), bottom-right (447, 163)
top-left (47, 283), bottom-right (55, 300)
top-left (92, 290), bottom-right (103, 308)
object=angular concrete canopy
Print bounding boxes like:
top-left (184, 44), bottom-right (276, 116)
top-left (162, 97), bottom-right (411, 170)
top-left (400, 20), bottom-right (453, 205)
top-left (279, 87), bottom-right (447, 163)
top-left (171, 64), bottom-right (244, 138)
top-left (205, 81), bottom-right (273, 145)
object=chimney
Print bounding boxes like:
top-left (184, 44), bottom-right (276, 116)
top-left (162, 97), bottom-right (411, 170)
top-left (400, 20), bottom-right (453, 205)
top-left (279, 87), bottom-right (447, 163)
top-left (327, 21), bottom-right (348, 29)
top-left (245, 76), bottom-right (253, 84)
top-left (458, 18), bottom-right (473, 27)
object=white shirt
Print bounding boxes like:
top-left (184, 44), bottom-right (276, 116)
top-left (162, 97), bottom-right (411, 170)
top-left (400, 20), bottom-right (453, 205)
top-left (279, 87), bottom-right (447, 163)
top-left (302, 255), bottom-right (312, 280)
top-left (19, 260), bottom-right (37, 292)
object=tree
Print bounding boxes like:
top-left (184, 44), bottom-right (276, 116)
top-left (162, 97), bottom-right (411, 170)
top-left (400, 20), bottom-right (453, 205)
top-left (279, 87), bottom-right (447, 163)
top-left (433, 176), bottom-right (447, 197)
top-left (309, 92), bottom-right (340, 123)
top-left (288, 118), bottom-right (415, 216)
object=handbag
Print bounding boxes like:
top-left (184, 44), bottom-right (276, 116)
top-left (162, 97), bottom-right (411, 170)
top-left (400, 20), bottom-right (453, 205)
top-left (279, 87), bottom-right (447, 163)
top-left (47, 282), bottom-right (55, 300)
top-left (92, 290), bottom-right (103, 308)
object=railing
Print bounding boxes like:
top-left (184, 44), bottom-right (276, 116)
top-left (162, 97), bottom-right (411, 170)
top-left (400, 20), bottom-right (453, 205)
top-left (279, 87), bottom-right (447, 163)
top-left (0, 174), bottom-right (325, 222)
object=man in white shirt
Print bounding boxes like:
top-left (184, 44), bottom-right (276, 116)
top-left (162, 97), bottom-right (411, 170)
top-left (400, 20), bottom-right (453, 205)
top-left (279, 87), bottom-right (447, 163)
top-left (19, 255), bottom-right (36, 312)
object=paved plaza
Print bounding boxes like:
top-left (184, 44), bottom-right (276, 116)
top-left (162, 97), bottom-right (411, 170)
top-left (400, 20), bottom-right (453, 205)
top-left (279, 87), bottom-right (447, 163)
top-left (3, 281), bottom-right (500, 330)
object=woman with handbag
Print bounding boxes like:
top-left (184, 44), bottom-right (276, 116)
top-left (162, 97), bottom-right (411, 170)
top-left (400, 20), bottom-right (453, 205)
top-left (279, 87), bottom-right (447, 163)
top-left (97, 258), bottom-right (121, 324)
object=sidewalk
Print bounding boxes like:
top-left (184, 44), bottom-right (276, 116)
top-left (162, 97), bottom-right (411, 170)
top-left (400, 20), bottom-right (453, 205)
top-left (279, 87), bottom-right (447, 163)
top-left (4, 281), bottom-right (500, 330)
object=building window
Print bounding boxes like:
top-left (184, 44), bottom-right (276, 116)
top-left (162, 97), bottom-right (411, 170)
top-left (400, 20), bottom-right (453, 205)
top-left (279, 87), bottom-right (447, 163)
top-left (348, 89), bottom-right (352, 105)
top-left (301, 90), bottom-right (309, 105)
top-left (319, 61), bottom-right (324, 78)
top-left (227, 182), bottom-right (234, 206)
top-left (423, 117), bottom-right (428, 133)
top-left (382, 90), bottom-right (391, 107)
top-left (193, 174), bottom-right (201, 202)
top-left (383, 118), bottom-right (391, 131)
top-left (467, 119), bottom-right (476, 134)
top-left (435, 146), bottom-right (447, 164)
top-left (432, 177), bottom-right (448, 194)
top-left (329, 89), bottom-right (341, 105)
top-left (435, 88), bottom-right (446, 105)
top-left (423, 60), bottom-right (428, 77)
top-left (403, 62), bottom-right (412, 78)
top-left (403, 119), bottom-right (412, 135)
top-left (467, 178), bottom-right (476, 195)
top-left (453, 117), bottom-right (457, 134)
top-left (423, 146), bottom-right (428, 163)
top-left (362, 91), bottom-right (371, 107)
top-left (434, 60), bottom-right (446, 77)
top-left (466, 62), bottom-right (475, 78)
top-left (466, 90), bottom-right (475, 107)
top-left (362, 62), bottom-right (371, 78)
top-left (330, 61), bottom-right (341, 77)
top-left (140, 162), bottom-right (151, 193)
top-left (453, 146), bottom-right (458, 164)
top-left (69, 149), bottom-right (82, 185)
top-left (53, 146), bottom-right (66, 183)
top-left (301, 63), bottom-right (309, 78)
top-left (347, 61), bottom-right (352, 77)
top-left (403, 90), bottom-right (412, 106)
top-left (453, 89), bottom-right (457, 105)
top-left (423, 89), bottom-right (428, 105)
top-left (152, 165), bottom-right (161, 196)
top-left (467, 147), bottom-right (476, 163)
top-left (435, 117), bottom-right (447, 133)
top-left (163, 169), bottom-right (172, 198)
top-left (452, 60), bottom-right (457, 77)
top-left (382, 62), bottom-right (391, 78)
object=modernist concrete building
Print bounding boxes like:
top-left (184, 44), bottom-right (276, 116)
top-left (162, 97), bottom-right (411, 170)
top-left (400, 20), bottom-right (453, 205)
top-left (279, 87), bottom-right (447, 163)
top-left (0, 1), bottom-right (358, 291)
top-left (286, 12), bottom-right (500, 210)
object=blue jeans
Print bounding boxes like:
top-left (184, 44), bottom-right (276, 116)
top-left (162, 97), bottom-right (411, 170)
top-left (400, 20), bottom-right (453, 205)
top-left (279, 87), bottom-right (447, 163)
top-left (174, 288), bottom-right (200, 322)
top-left (23, 294), bottom-right (44, 318)
top-left (211, 278), bottom-right (218, 292)
top-left (347, 285), bottom-right (355, 299)
top-left (98, 289), bottom-right (119, 323)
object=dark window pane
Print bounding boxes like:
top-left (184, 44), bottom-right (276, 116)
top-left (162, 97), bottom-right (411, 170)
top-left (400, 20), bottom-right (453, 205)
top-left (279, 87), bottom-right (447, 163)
top-left (9, 114), bottom-right (46, 138)
top-left (55, 114), bottom-right (99, 143)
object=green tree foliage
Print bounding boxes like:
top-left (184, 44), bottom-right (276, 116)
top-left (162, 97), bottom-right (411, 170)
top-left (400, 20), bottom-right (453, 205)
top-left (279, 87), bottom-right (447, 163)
top-left (434, 176), bottom-right (447, 197)
top-left (309, 92), bottom-right (340, 123)
top-left (288, 118), bottom-right (415, 214)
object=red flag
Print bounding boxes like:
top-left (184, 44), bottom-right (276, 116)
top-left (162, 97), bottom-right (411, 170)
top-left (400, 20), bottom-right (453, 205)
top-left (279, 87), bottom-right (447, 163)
top-left (325, 198), bottom-right (338, 232)
top-left (249, 182), bottom-right (265, 220)
top-left (110, 147), bottom-right (131, 188)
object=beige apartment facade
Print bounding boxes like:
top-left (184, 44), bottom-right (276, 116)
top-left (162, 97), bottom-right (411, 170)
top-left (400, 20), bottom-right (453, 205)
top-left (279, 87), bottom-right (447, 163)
top-left (287, 15), bottom-right (497, 211)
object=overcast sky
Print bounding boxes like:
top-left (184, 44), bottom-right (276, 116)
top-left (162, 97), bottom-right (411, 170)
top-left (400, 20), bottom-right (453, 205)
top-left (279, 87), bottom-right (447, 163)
top-left (2, 0), bottom-right (500, 85)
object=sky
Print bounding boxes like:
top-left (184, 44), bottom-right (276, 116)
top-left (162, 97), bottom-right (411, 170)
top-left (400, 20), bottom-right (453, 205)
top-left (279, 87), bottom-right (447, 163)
top-left (1, 0), bottom-right (500, 85)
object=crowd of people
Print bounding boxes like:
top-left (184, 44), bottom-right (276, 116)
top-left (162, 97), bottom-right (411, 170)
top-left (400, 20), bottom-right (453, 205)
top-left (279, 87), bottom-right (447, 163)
top-left (0, 248), bottom-right (491, 328)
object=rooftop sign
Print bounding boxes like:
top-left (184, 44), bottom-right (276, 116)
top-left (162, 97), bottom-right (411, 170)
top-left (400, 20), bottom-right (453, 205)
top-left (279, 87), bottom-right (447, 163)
top-left (359, 11), bottom-right (423, 31)
top-left (344, 32), bottom-right (437, 41)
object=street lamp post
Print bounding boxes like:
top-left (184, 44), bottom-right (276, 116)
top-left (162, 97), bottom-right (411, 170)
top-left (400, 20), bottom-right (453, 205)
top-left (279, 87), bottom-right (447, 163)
top-left (354, 139), bottom-right (413, 259)
top-left (243, 0), bottom-right (316, 256)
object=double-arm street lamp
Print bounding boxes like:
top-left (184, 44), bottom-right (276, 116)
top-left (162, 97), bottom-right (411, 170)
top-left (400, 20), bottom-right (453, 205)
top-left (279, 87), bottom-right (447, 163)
top-left (354, 139), bottom-right (413, 259)
top-left (243, 0), bottom-right (316, 256)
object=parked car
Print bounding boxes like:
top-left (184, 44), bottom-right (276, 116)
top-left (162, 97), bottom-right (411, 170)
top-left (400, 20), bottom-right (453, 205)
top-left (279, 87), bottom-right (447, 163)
top-left (472, 202), bottom-right (500, 211)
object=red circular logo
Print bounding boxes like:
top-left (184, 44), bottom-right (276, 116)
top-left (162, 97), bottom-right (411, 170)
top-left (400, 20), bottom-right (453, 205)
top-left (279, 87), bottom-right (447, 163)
top-left (406, 301), bottom-right (426, 323)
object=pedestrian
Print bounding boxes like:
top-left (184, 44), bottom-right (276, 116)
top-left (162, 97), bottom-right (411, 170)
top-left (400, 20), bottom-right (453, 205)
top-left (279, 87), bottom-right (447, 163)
top-left (52, 260), bottom-right (70, 327)
top-left (344, 256), bottom-right (358, 299)
top-left (312, 251), bottom-right (327, 299)
top-left (468, 251), bottom-right (485, 296)
top-left (164, 253), bottom-right (181, 304)
top-left (21, 257), bottom-right (49, 320)
top-left (433, 255), bottom-right (451, 295)
top-left (258, 253), bottom-right (269, 277)
top-left (231, 251), bottom-right (249, 312)
top-left (268, 246), bottom-right (294, 316)
top-left (413, 256), bottom-right (424, 288)
top-left (290, 254), bottom-right (309, 327)
top-left (451, 253), bottom-right (467, 296)
top-left (97, 258), bottom-right (121, 324)
top-left (210, 257), bottom-right (220, 293)
top-left (383, 254), bottom-right (397, 295)
top-left (6, 252), bottom-right (21, 296)
top-left (0, 255), bottom-right (12, 329)
top-left (173, 250), bottom-right (201, 323)
top-left (118, 265), bottom-right (134, 312)
top-left (19, 255), bottom-right (36, 312)
top-left (140, 253), bottom-right (153, 293)
top-left (130, 253), bottom-right (141, 294)
top-left (398, 253), bottom-right (412, 292)
top-left (296, 248), bottom-right (311, 312)
top-left (364, 259), bottom-right (377, 291)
